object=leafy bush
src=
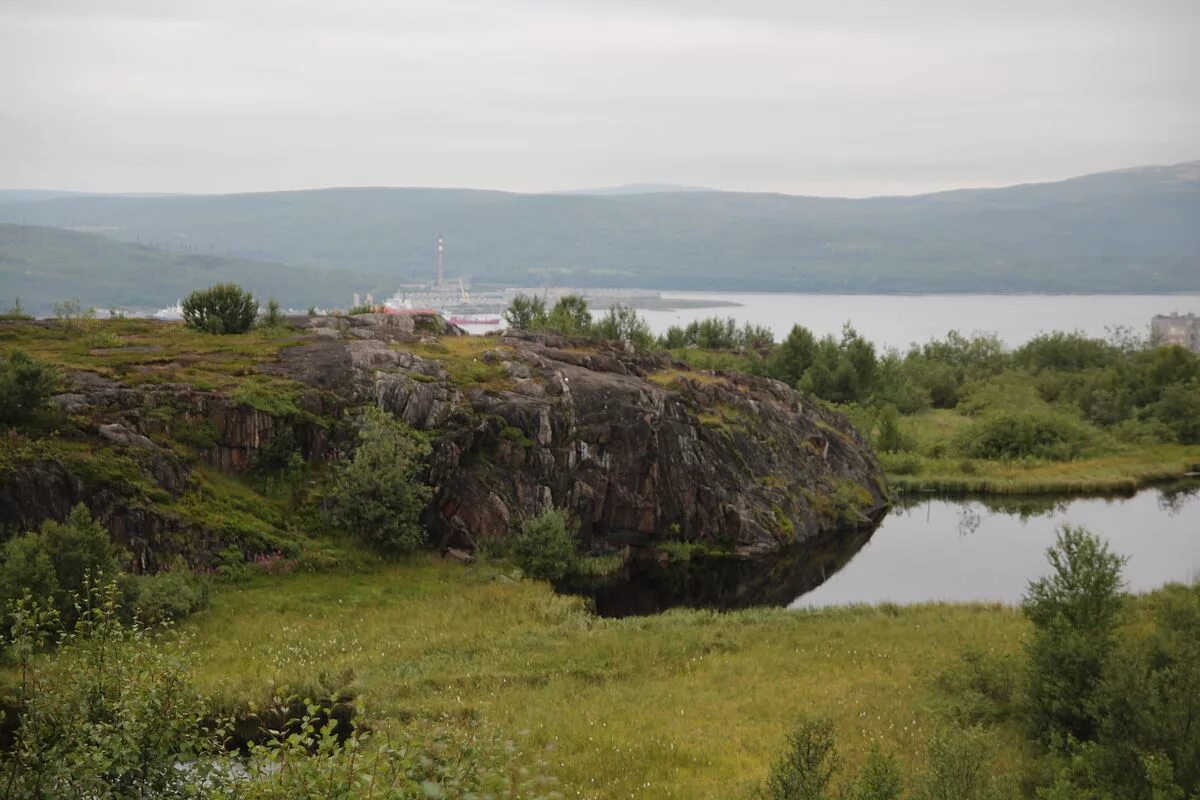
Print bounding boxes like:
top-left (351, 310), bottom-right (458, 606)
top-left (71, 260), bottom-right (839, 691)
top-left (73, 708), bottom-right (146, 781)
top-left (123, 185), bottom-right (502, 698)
top-left (1, 583), bottom-right (229, 799)
top-left (1023, 525), bottom-right (1126, 748)
top-left (913, 725), bottom-right (1005, 800)
top-left (129, 568), bottom-right (211, 625)
top-left (1150, 379), bottom-right (1200, 444)
top-left (1, 297), bottom-right (31, 320)
top-left (181, 282), bottom-right (258, 334)
top-left (545, 294), bottom-right (592, 336)
top-left (0, 505), bottom-right (125, 623)
top-left (52, 298), bottom-right (95, 327)
top-left (954, 410), bottom-right (1099, 461)
top-left (1014, 331), bottom-right (1119, 372)
top-left (324, 406), bottom-right (433, 555)
top-left (0, 350), bottom-right (57, 425)
top-left (258, 296), bottom-right (286, 329)
top-left (659, 316), bottom-right (775, 350)
top-left (760, 715), bottom-right (839, 800)
top-left (850, 744), bottom-right (903, 800)
top-left (503, 293), bottom-right (548, 330)
top-left (2, 583), bottom-right (561, 800)
top-left (592, 304), bottom-right (654, 348)
top-left (241, 708), bottom-right (561, 799)
top-left (511, 507), bottom-right (578, 581)
top-left (933, 648), bottom-right (1019, 725)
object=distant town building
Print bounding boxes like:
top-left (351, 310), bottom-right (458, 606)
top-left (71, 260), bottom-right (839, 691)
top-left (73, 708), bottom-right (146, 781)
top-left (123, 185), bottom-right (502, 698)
top-left (1152, 312), bottom-right (1200, 353)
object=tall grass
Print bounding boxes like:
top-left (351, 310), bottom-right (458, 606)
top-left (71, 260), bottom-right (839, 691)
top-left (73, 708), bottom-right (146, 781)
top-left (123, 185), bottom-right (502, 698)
top-left (177, 560), bottom-right (1033, 799)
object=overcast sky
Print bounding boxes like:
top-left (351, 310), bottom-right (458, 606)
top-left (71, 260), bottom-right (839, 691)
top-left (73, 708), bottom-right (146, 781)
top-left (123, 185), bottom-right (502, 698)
top-left (2, 0), bottom-right (1197, 197)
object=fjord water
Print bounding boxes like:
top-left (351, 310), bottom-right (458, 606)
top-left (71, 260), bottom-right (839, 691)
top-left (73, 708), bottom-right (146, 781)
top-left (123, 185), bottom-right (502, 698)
top-left (640, 292), bottom-right (1200, 349)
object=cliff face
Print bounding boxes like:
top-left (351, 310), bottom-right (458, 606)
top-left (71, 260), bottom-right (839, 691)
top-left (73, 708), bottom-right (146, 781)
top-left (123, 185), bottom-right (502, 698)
top-left (0, 316), bottom-right (887, 564)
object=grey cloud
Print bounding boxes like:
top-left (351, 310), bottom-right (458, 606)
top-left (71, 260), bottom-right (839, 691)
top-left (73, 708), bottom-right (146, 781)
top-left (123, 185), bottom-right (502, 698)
top-left (1, 0), bottom-right (1196, 195)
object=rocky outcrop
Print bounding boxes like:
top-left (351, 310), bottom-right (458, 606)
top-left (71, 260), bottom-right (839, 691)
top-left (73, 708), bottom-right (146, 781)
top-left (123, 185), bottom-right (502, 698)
top-left (0, 316), bottom-right (888, 562)
top-left (270, 326), bottom-right (888, 555)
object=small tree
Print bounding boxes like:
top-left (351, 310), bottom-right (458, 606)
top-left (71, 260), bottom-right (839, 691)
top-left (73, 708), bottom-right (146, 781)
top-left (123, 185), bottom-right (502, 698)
top-left (2, 297), bottom-right (30, 319)
top-left (592, 304), bottom-right (654, 348)
top-left (0, 350), bottom-right (58, 425)
top-left (762, 715), bottom-right (840, 800)
top-left (511, 507), bottom-right (577, 581)
top-left (768, 325), bottom-right (817, 387)
top-left (1023, 525), bottom-right (1126, 748)
top-left (324, 407), bottom-right (433, 555)
top-left (503, 294), bottom-right (548, 330)
top-left (259, 297), bottom-right (285, 329)
top-left (52, 298), bottom-right (93, 324)
top-left (181, 283), bottom-right (258, 334)
top-left (545, 294), bottom-right (592, 336)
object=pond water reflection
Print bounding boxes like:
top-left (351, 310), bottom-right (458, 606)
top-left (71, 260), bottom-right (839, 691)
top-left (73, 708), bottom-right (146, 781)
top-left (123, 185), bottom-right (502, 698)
top-left (560, 481), bottom-right (1200, 617)
top-left (794, 481), bottom-right (1200, 609)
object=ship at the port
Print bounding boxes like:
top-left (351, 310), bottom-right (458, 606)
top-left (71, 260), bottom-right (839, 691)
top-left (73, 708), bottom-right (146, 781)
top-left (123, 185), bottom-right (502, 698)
top-left (379, 235), bottom-right (664, 326)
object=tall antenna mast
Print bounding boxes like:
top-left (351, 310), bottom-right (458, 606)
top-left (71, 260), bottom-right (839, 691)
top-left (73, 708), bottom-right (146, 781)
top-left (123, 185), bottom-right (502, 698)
top-left (436, 234), bottom-right (445, 288)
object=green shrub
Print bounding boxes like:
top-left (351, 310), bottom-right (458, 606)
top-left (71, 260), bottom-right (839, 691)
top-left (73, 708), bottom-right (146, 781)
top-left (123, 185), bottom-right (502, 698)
top-left (954, 410), bottom-right (1099, 461)
top-left (874, 404), bottom-right (912, 453)
top-left (1, 583), bottom-right (230, 799)
top-left (511, 507), bottom-right (578, 581)
top-left (913, 725), bottom-right (1004, 800)
top-left (1041, 583), bottom-right (1200, 799)
top-left (1150, 379), bottom-right (1200, 444)
top-left (52, 298), bottom-right (95, 327)
top-left (324, 407), bottom-right (433, 555)
top-left (0, 350), bottom-right (58, 425)
top-left (258, 296), bottom-right (286, 329)
top-left (130, 568), bottom-right (211, 625)
top-left (2, 297), bottom-right (31, 320)
top-left (934, 648), bottom-right (1019, 725)
top-left (851, 744), bottom-right (903, 800)
top-left (0, 505), bottom-right (125, 623)
top-left (181, 283), bottom-right (258, 334)
top-left (760, 715), bottom-right (840, 800)
top-left (1023, 525), bottom-right (1126, 748)
top-left (503, 293), bottom-right (548, 330)
top-left (1014, 332), bottom-right (1119, 372)
top-left (545, 294), bottom-right (592, 336)
top-left (592, 304), bottom-right (654, 348)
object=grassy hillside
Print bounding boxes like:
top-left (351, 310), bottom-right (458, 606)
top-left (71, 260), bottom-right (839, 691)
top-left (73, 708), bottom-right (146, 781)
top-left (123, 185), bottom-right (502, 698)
top-left (0, 224), bottom-right (384, 316)
top-left (1, 161), bottom-right (1197, 294)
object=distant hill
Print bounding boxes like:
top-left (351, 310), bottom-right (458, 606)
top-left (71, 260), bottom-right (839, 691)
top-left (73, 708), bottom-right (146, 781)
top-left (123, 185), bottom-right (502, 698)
top-left (556, 183), bottom-right (715, 196)
top-left (0, 224), bottom-right (380, 316)
top-left (0, 161), bottom-right (1197, 295)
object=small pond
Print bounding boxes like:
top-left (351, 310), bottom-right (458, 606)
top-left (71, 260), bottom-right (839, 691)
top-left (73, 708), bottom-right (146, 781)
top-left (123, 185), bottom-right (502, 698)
top-left (560, 480), bottom-right (1200, 617)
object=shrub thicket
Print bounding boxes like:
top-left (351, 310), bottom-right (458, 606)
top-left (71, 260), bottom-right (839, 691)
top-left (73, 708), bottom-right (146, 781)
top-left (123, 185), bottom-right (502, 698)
top-left (0, 505), bottom-right (126, 623)
top-left (1, 583), bottom-right (228, 799)
top-left (181, 283), bottom-right (258, 334)
top-left (323, 406), bottom-right (432, 554)
top-left (511, 507), bottom-right (578, 581)
top-left (0, 350), bottom-right (57, 425)
top-left (129, 568), bottom-right (211, 625)
top-left (954, 411), bottom-right (1099, 461)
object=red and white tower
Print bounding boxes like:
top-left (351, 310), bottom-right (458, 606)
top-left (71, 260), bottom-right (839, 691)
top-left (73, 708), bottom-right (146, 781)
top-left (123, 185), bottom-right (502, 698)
top-left (436, 235), bottom-right (445, 287)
